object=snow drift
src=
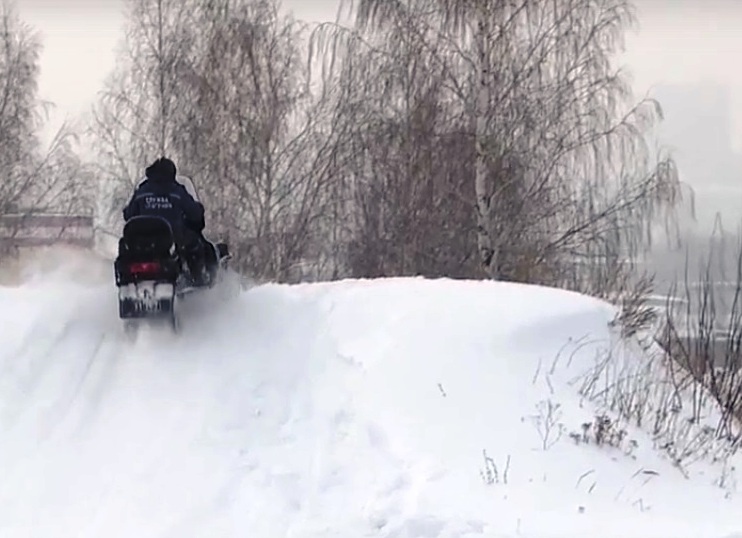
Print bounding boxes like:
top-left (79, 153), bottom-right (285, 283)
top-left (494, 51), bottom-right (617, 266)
top-left (0, 251), bottom-right (741, 538)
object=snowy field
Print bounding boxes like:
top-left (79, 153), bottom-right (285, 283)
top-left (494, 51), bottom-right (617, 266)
top-left (1, 249), bottom-right (742, 537)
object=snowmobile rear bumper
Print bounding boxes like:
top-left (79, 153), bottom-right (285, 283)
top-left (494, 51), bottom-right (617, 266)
top-left (118, 281), bottom-right (175, 319)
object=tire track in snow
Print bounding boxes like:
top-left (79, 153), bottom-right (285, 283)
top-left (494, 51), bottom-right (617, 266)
top-left (36, 331), bottom-right (126, 442)
top-left (0, 280), bottom-right (125, 444)
top-left (0, 317), bottom-right (76, 432)
top-left (65, 334), bottom-right (128, 437)
top-left (34, 333), bottom-right (106, 437)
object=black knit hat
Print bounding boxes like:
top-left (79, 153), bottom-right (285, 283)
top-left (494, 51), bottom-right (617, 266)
top-left (145, 157), bottom-right (177, 181)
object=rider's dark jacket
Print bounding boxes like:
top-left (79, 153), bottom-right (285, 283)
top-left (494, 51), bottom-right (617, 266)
top-left (122, 159), bottom-right (205, 242)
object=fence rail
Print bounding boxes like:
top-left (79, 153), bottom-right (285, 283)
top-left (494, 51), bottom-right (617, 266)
top-left (0, 213), bottom-right (95, 249)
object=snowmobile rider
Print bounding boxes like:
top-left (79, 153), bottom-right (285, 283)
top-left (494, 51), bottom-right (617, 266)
top-left (122, 157), bottom-right (211, 285)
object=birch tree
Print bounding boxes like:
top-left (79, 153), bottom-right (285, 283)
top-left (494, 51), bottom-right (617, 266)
top-left (314, 0), bottom-right (681, 289)
top-left (162, 0), bottom-right (343, 279)
top-left (309, 4), bottom-right (477, 278)
top-left (0, 1), bottom-right (39, 219)
top-left (0, 1), bottom-right (90, 253)
top-left (89, 0), bottom-right (196, 241)
top-left (91, 0), bottom-right (340, 279)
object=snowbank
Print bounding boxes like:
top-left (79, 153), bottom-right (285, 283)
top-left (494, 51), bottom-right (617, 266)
top-left (0, 267), bottom-right (740, 537)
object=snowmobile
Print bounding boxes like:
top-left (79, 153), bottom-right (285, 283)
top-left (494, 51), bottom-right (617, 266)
top-left (113, 175), bottom-right (231, 334)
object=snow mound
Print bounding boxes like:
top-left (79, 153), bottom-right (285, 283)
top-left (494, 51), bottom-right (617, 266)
top-left (0, 262), bottom-right (740, 537)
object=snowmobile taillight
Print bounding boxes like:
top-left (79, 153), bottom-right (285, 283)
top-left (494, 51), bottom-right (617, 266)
top-left (128, 261), bottom-right (161, 275)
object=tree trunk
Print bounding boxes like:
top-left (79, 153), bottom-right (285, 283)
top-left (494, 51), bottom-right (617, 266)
top-left (474, 3), bottom-right (495, 278)
top-left (157, 0), bottom-right (167, 155)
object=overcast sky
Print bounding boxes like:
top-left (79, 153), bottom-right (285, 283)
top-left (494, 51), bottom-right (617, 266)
top-left (14, 0), bottom-right (742, 230)
top-left (17, 0), bottom-right (742, 140)
top-left (15, 0), bottom-right (342, 139)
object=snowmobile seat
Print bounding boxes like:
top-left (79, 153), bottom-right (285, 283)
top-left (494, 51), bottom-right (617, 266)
top-left (120, 215), bottom-right (176, 260)
top-left (115, 216), bottom-right (180, 286)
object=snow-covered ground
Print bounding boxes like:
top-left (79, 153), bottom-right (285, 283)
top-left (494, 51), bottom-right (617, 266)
top-left (1, 250), bottom-right (742, 538)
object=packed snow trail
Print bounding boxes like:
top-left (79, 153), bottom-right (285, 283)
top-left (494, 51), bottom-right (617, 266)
top-left (0, 259), bottom-right (742, 537)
